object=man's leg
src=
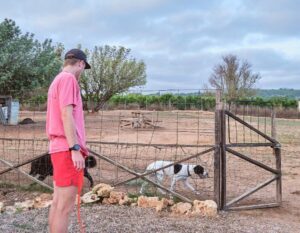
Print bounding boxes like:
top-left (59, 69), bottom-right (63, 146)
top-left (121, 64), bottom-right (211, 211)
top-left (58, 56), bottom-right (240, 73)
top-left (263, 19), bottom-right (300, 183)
top-left (48, 182), bottom-right (58, 232)
top-left (50, 185), bottom-right (78, 233)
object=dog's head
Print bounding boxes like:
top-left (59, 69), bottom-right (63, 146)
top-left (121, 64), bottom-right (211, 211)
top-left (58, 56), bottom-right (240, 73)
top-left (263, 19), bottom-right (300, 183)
top-left (85, 155), bottom-right (97, 168)
top-left (193, 165), bottom-right (208, 178)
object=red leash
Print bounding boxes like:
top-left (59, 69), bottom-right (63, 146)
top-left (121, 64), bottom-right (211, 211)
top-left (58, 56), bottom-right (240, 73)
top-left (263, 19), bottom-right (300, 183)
top-left (77, 170), bottom-right (85, 233)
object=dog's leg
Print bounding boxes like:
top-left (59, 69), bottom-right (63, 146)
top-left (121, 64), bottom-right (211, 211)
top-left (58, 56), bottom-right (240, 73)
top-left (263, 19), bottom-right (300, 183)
top-left (140, 172), bottom-right (153, 194)
top-left (170, 176), bottom-right (177, 192)
top-left (183, 179), bottom-right (200, 195)
top-left (84, 168), bottom-right (94, 188)
top-left (140, 180), bottom-right (147, 194)
top-left (155, 173), bottom-right (166, 194)
top-left (166, 176), bottom-right (178, 199)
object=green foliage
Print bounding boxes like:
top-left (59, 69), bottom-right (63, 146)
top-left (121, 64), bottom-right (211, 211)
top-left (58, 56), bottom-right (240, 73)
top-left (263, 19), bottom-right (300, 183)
top-left (234, 96), bottom-right (298, 108)
top-left (22, 91), bottom-right (48, 105)
top-left (110, 93), bottom-right (298, 110)
top-left (255, 88), bottom-right (300, 99)
top-left (109, 93), bottom-right (216, 110)
top-left (0, 19), bottom-right (62, 102)
top-left (80, 45), bottom-right (146, 112)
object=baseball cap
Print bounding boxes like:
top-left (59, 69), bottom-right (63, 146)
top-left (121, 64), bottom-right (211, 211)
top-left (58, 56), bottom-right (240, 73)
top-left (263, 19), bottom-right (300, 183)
top-left (64, 49), bottom-right (91, 69)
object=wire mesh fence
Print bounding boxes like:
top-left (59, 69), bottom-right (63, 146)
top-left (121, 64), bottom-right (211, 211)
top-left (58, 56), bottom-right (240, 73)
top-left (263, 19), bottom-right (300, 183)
top-left (0, 89), bottom-right (217, 202)
top-left (0, 89), bottom-right (283, 209)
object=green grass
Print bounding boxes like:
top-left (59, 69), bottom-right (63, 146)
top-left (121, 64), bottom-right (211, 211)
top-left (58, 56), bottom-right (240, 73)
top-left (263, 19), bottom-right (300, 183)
top-left (19, 183), bottom-right (52, 193)
top-left (0, 182), bottom-right (52, 193)
top-left (125, 178), bottom-right (144, 186)
top-left (276, 119), bottom-right (300, 127)
top-left (0, 182), bottom-right (15, 189)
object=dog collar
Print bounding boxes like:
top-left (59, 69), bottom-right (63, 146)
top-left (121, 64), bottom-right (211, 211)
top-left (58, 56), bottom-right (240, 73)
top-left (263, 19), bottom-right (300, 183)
top-left (187, 165), bottom-right (191, 177)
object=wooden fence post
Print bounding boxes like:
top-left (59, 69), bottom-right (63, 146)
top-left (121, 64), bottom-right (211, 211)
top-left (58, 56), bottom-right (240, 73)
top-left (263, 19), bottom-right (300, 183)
top-left (220, 108), bottom-right (226, 209)
top-left (272, 109), bottom-right (281, 205)
top-left (275, 146), bottom-right (282, 205)
top-left (214, 89), bottom-right (223, 210)
top-left (271, 109), bottom-right (277, 139)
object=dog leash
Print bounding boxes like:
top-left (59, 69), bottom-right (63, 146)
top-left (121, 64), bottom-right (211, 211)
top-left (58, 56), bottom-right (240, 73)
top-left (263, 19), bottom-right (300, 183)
top-left (77, 169), bottom-right (85, 233)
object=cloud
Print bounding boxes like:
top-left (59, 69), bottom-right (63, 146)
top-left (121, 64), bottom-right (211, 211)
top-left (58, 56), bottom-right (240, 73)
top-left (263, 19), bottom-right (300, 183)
top-left (0, 0), bottom-right (299, 89)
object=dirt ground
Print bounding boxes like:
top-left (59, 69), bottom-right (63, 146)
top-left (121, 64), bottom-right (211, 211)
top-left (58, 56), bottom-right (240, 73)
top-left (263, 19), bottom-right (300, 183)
top-left (0, 109), bottom-right (300, 232)
top-left (0, 204), bottom-right (299, 233)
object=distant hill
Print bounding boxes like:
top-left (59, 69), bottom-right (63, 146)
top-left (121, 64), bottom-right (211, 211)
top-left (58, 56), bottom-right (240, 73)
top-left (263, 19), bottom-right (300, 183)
top-left (255, 89), bottom-right (300, 99)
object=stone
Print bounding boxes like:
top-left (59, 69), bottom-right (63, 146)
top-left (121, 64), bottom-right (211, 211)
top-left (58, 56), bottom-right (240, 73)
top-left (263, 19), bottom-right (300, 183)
top-left (107, 191), bottom-right (124, 204)
top-left (106, 191), bottom-right (130, 205)
top-left (137, 196), bottom-right (168, 212)
top-left (118, 195), bottom-right (130, 206)
top-left (163, 198), bottom-right (174, 206)
top-left (155, 198), bottom-right (169, 212)
top-left (170, 202), bottom-right (192, 215)
top-left (14, 200), bottom-right (35, 211)
top-left (81, 191), bottom-right (100, 204)
top-left (34, 193), bottom-right (53, 209)
top-left (137, 196), bottom-right (159, 208)
top-left (92, 183), bottom-right (114, 198)
top-left (191, 200), bottom-right (217, 217)
top-left (34, 199), bottom-right (52, 209)
top-left (5, 206), bottom-right (17, 214)
top-left (0, 202), bottom-right (4, 213)
top-left (101, 198), bottom-right (110, 205)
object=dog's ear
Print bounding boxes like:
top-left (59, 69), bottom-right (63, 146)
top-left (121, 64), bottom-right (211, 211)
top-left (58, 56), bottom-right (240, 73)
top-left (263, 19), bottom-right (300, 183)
top-left (194, 165), bottom-right (204, 175)
top-left (174, 164), bottom-right (182, 174)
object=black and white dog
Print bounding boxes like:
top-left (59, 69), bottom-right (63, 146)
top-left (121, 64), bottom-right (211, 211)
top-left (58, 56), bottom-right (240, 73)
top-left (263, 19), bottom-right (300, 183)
top-left (140, 161), bottom-right (208, 195)
top-left (29, 154), bottom-right (97, 187)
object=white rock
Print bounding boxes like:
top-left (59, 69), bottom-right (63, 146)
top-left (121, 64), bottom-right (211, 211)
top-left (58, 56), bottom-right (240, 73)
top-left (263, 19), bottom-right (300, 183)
top-left (5, 206), bottom-right (17, 214)
top-left (81, 191), bottom-right (100, 204)
top-left (14, 200), bottom-right (35, 211)
top-left (34, 193), bottom-right (53, 209)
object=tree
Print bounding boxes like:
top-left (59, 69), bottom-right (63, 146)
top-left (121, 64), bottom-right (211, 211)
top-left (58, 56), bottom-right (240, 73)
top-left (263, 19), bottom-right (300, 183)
top-left (80, 45), bottom-right (146, 112)
top-left (209, 54), bottom-right (261, 101)
top-left (0, 19), bottom-right (62, 102)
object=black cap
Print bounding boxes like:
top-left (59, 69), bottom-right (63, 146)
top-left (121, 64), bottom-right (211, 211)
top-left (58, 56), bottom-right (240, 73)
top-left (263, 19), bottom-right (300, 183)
top-left (64, 49), bottom-right (91, 69)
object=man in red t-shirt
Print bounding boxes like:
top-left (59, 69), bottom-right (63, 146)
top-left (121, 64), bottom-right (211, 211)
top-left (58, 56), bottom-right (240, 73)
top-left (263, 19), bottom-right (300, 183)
top-left (46, 48), bottom-right (90, 233)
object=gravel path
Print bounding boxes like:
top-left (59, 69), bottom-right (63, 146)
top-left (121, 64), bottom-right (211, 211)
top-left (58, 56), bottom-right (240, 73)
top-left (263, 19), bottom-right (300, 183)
top-left (0, 205), bottom-right (299, 233)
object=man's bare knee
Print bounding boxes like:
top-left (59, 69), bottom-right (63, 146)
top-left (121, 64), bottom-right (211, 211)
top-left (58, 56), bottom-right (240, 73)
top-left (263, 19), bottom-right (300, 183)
top-left (55, 186), bottom-right (77, 214)
top-left (56, 202), bottom-right (74, 216)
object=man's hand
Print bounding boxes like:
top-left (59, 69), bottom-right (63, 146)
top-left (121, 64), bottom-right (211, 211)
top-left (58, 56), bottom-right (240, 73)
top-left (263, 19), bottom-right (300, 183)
top-left (71, 151), bottom-right (85, 170)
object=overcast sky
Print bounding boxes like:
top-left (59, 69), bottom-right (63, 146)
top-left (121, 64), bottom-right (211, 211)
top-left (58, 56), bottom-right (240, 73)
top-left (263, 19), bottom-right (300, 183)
top-left (1, 0), bottom-right (300, 90)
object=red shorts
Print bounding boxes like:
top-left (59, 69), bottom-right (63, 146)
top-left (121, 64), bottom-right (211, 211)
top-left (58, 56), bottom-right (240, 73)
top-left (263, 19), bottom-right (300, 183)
top-left (50, 151), bottom-right (83, 187)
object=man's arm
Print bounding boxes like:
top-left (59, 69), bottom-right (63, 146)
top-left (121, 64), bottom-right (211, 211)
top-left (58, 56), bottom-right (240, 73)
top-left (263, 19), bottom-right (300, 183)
top-left (61, 105), bottom-right (85, 170)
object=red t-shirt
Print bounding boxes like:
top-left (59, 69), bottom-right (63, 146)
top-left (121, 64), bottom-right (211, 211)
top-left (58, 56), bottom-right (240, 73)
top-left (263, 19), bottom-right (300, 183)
top-left (46, 71), bottom-right (88, 156)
